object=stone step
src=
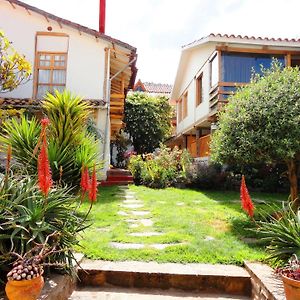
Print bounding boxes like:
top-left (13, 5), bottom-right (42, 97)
top-left (70, 286), bottom-right (250, 299)
top-left (77, 260), bottom-right (251, 297)
top-left (100, 180), bottom-right (133, 187)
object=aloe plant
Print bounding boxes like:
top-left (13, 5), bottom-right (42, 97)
top-left (257, 203), bottom-right (300, 264)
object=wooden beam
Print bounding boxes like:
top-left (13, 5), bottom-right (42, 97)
top-left (111, 93), bottom-right (125, 99)
top-left (216, 46), bottom-right (300, 55)
top-left (9, 1), bottom-right (16, 9)
top-left (107, 47), bottom-right (131, 57)
top-left (218, 81), bottom-right (247, 87)
top-left (25, 8), bottom-right (31, 15)
top-left (286, 53), bottom-right (291, 67)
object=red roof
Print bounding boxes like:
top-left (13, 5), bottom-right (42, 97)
top-left (133, 80), bottom-right (172, 94)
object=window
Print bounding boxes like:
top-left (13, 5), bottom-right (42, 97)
top-left (196, 73), bottom-right (203, 106)
top-left (178, 99), bottom-right (182, 123)
top-left (36, 52), bottom-right (67, 98)
top-left (210, 53), bottom-right (219, 87)
top-left (182, 91), bottom-right (188, 119)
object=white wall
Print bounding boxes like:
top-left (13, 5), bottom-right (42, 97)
top-left (176, 43), bottom-right (216, 134)
top-left (0, 1), bottom-right (108, 100)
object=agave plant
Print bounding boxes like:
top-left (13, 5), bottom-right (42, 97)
top-left (0, 175), bottom-right (88, 276)
top-left (0, 90), bottom-right (100, 188)
top-left (257, 203), bottom-right (300, 264)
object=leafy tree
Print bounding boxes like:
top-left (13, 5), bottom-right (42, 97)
top-left (211, 63), bottom-right (300, 207)
top-left (125, 93), bottom-right (172, 154)
top-left (0, 31), bottom-right (31, 92)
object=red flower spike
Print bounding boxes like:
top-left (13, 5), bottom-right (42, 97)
top-left (240, 175), bottom-right (255, 218)
top-left (80, 165), bottom-right (90, 200)
top-left (6, 144), bottom-right (12, 175)
top-left (88, 165), bottom-right (98, 203)
top-left (38, 138), bottom-right (52, 197)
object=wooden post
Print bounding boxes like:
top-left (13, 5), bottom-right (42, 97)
top-left (286, 53), bottom-right (292, 67)
top-left (182, 135), bottom-right (187, 149)
top-left (196, 128), bottom-right (201, 157)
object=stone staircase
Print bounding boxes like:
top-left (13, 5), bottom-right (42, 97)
top-left (70, 260), bottom-right (251, 299)
top-left (100, 168), bottom-right (134, 186)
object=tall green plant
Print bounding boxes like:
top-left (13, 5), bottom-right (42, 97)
top-left (0, 90), bottom-right (100, 188)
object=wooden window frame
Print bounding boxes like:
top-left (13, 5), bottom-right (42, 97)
top-left (178, 99), bottom-right (182, 123)
top-left (34, 51), bottom-right (68, 98)
top-left (182, 91), bottom-right (188, 119)
top-left (209, 53), bottom-right (218, 88)
top-left (196, 73), bottom-right (203, 107)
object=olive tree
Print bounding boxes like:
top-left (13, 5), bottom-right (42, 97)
top-left (211, 63), bottom-right (300, 207)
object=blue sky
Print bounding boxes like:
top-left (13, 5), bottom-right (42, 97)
top-left (21, 0), bottom-right (300, 84)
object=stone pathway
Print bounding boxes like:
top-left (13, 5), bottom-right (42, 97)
top-left (113, 187), bottom-right (184, 250)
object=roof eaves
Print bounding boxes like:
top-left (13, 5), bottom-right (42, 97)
top-left (8, 0), bottom-right (137, 52)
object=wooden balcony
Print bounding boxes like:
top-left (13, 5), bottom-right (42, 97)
top-left (209, 81), bottom-right (247, 115)
top-left (189, 134), bottom-right (211, 158)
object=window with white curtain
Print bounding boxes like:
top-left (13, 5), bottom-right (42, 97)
top-left (36, 53), bottom-right (67, 98)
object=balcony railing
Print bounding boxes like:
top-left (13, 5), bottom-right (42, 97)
top-left (190, 134), bottom-right (211, 158)
top-left (209, 81), bottom-right (247, 115)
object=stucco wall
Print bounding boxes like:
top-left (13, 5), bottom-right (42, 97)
top-left (0, 1), bottom-right (108, 100)
top-left (176, 43), bottom-right (216, 134)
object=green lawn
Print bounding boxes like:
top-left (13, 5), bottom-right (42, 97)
top-left (78, 185), bottom-right (286, 265)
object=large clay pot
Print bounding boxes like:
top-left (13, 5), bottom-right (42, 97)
top-left (5, 276), bottom-right (44, 300)
top-left (282, 274), bottom-right (300, 300)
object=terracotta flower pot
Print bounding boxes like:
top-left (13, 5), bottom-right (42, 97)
top-left (5, 276), bottom-right (44, 300)
top-left (282, 274), bottom-right (300, 300)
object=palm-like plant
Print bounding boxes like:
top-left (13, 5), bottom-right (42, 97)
top-left (257, 204), bottom-right (300, 264)
top-left (0, 90), bottom-right (100, 188)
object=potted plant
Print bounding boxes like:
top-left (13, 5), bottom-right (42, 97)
top-left (277, 254), bottom-right (300, 300)
top-left (5, 233), bottom-right (60, 300)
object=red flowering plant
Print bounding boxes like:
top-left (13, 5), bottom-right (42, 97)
top-left (240, 175), bottom-right (255, 219)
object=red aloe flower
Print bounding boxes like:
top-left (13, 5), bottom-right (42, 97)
top-left (88, 164), bottom-right (98, 202)
top-left (6, 144), bottom-right (12, 175)
top-left (37, 119), bottom-right (52, 197)
top-left (240, 175), bottom-right (255, 218)
top-left (80, 165), bottom-right (90, 200)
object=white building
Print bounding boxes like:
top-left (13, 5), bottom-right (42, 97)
top-left (0, 0), bottom-right (137, 176)
top-left (170, 33), bottom-right (300, 158)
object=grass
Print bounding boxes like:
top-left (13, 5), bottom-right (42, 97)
top-left (78, 185), bottom-right (286, 265)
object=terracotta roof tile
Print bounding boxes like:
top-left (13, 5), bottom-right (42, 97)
top-left (143, 82), bottom-right (173, 94)
top-left (183, 33), bottom-right (300, 49)
top-left (0, 98), bottom-right (106, 108)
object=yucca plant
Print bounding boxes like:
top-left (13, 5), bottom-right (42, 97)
top-left (0, 90), bottom-right (100, 188)
top-left (257, 203), bottom-right (300, 264)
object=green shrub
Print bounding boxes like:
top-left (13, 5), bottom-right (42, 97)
top-left (0, 175), bottom-right (88, 281)
top-left (128, 145), bottom-right (192, 188)
top-left (257, 204), bottom-right (300, 264)
top-left (0, 90), bottom-right (100, 188)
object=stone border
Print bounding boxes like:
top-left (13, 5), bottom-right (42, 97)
top-left (244, 261), bottom-right (285, 300)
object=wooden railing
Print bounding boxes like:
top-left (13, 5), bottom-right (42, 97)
top-left (189, 134), bottom-right (211, 158)
top-left (209, 81), bottom-right (247, 113)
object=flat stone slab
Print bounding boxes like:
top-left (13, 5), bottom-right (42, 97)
top-left (121, 204), bottom-right (144, 209)
top-left (70, 286), bottom-right (250, 299)
top-left (131, 211), bottom-right (150, 216)
top-left (129, 224), bottom-right (139, 228)
top-left (80, 260), bottom-right (250, 277)
top-left (110, 242), bottom-right (144, 249)
top-left (176, 202), bottom-right (185, 206)
top-left (204, 236), bottom-right (215, 241)
top-left (123, 200), bottom-right (143, 204)
top-left (125, 219), bottom-right (139, 223)
top-left (244, 262), bottom-right (285, 300)
top-left (129, 232), bottom-right (163, 237)
top-left (109, 242), bottom-right (184, 250)
top-left (118, 211), bottom-right (129, 216)
top-left (140, 219), bottom-right (153, 226)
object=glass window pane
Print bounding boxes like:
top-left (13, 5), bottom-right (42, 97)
top-left (54, 61), bottom-right (65, 67)
top-left (40, 60), bottom-right (51, 67)
top-left (38, 70), bottom-right (51, 84)
top-left (53, 70), bottom-right (66, 84)
top-left (53, 86), bottom-right (65, 93)
top-left (37, 85), bottom-right (50, 98)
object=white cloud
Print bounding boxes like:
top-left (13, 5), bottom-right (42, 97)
top-left (19, 0), bottom-right (300, 83)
